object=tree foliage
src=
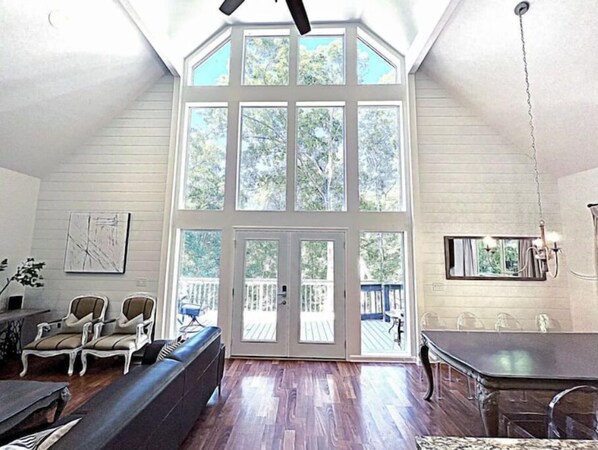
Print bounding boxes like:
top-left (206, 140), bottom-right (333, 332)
top-left (182, 37), bottom-right (403, 287)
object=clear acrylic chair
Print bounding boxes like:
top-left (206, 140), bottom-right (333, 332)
top-left (504, 385), bottom-right (598, 439)
top-left (495, 313), bottom-right (523, 332)
top-left (536, 313), bottom-right (561, 333)
top-left (419, 312), bottom-right (448, 400)
top-left (456, 312), bottom-right (485, 400)
top-left (548, 385), bottom-right (598, 439)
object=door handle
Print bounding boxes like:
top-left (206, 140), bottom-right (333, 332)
top-left (277, 284), bottom-right (287, 298)
top-left (278, 300), bottom-right (287, 306)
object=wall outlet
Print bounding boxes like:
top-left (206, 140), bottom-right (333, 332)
top-left (432, 283), bottom-right (445, 292)
top-left (136, 278), bottom-right (148, 288)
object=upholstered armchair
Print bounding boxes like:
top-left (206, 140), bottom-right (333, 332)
top-left (80, 294), bottom-right (156, 375)
top-left (20, 295), bottom-right (108, 376)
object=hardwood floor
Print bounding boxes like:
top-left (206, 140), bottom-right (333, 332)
top-left (1, 357), bottom-right (559, 449)
top-left (184, 360), bottom-right (487, 449)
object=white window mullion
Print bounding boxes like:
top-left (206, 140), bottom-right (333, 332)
top-left (289, 27), bottom-right (299, 86)
top-left (287, 102), bottom-right (297, 212)
top-left (345, 25), bottom-right (358, 87)
top-left (225, 102), bottom-right (240, 211)
top-left (346, 101), bottom-right (359, 213)
top-left (229, 27), bottom-right (244, 88)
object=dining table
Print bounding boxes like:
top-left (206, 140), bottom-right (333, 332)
top-left (419, 330), bottom-right (598, 437)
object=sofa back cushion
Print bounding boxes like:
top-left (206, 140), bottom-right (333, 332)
top-left (51, 359), bottom-right (185, 450)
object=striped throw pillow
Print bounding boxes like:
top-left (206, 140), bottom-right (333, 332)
top-left (1, 418), bottom-right (81, 450)
top-left (156, 336), bottom-right (186, 362)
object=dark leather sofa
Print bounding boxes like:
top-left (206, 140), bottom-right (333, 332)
top-left (51, 327), bottom-right (225, 450)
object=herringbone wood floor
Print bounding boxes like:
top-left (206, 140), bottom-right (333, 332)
top-left (1, 357), bottom-right (559, 449)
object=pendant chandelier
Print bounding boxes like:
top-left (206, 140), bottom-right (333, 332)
top-left (514, 1), bottom-right (561, 278)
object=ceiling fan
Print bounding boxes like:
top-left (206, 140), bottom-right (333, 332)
top-left (219, 0), bottom-right (311, 35)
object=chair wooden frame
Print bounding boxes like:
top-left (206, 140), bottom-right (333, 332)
top-left (80, 294), bottom-right (156, 376)
top-left (20, 295), bottom-right (108, 376)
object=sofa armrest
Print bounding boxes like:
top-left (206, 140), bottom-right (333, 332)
top-left (142, 340), bottom-right (168, 365)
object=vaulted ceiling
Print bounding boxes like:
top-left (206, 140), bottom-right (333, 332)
top-left (4, 0), bottom-right (595, 180)
top-left (421, 0), bottom-right (598, 178)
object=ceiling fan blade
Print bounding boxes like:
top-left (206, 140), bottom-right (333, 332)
top-left (285, 0), bottom-right (311, 35)
top-left (219, 0), bottom-right (245, 15)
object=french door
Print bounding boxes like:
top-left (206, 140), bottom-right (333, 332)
top-left (231, 230), bottom-right (346, 359)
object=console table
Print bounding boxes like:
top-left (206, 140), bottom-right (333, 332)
top-left (0, 309), bottom-right (49, 359)
top-left (420, 331), bottom-right (598, 437)
top-left (0, 381), bottom-right (70, 442)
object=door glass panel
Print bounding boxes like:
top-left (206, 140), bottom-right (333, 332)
top-left (242, 240), bottom-right (279, 342)
top-left (300, 240), bottom-right (334, 343)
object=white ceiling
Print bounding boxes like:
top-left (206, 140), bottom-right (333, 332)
top-left (420, 0), bottom-right (598, 178)
top-left (0, 0), bottom-right (166, 177)
top-left (1, 0), bottom-right (453, 178)
top-left (126, 0), bottom-right (447, 72)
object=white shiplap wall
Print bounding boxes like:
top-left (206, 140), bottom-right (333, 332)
top-left (414, 72), bottom-right (571, 331)
top-left (27, 75), bottom-right (174, 320)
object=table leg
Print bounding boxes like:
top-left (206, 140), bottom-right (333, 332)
top-left (476, 383), bottom-right (500, 437)
top-left (420, 342), bottom-right (434, 401)
top-left (0, 319), bottom-right (25, 359)
top-left (53, 388), bottom-right (72, 422)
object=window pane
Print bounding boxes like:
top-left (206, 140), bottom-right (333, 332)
top-left (300, 240), bottom-right (335, 343)
top-left (298, 36), bottom-right (344, 85)
top-left (177, 230), bottom-right (221, 333)
top-left (358, 106), bottom-right (402, 211)
top-left (184, 107), bottom-right (227, 210)
top-left (357, 39), bottom-right (397, 84)
top-left (243, 240), bottom-right (279, 342)
top-left (238, 107), bottom-right (287, 210)
top-left (360, 232), bottom-right (405, 355)
top-left (192, 42), bottom-right (231, 86)
top-left (243, 36), bottom-right (289, 85)
top-left (296, 106), bottom-right (345, 211)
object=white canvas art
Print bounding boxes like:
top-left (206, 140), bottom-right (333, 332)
top-left (64, 212), bottom-right (131, 273)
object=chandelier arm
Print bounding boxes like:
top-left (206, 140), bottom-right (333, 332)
top-left (515, 246), bottom-right (535, 274)
top-left (558, 248), bottom-right (598, 280)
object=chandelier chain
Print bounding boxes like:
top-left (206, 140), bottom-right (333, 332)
top-left (519, 13), bottom-right (544, 223)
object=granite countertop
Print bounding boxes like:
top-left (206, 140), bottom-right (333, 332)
top-left (416, 436), bottom-right (598, 450)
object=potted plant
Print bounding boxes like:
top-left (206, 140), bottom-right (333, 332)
top-left (0, 258), bottom-right (46, 308)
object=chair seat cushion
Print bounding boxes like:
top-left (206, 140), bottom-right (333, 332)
top-left (84, 334), bottom-right (146, 351)
top-left (24, 334), bottom-right (83, 350)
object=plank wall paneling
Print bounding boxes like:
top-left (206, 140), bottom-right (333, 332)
top-left (27, 75), bottom-right (174, 322)
top-left (414, 72), bottom-right (571, 331)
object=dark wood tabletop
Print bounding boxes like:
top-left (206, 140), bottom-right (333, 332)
top-left (419, 331), bottom-right (598, 437)
top-left (0, 380), bottom-right (71, 439)
top-left (422, 330), bottom-right (598, 380)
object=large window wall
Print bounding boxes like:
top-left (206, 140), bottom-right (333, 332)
top-left (166, 23), bottom-right (414, 358)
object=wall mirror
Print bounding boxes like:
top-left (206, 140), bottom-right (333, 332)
top-left (444, 236), bottom-right (546, 281)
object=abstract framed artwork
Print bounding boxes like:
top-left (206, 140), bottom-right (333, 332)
top-left (64, 212), bottom-right (131, 274)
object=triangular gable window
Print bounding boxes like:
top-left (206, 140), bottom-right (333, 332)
top-left (192, 41), bottom-right (231, 86)
top-left (357, 38), bottom-right (397, 85)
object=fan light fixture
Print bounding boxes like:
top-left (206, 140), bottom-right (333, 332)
top-left (219, 0), bottom-right (312, 35)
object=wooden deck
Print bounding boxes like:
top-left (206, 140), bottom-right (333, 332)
top-left (180, 311), bottom-right (405, 355)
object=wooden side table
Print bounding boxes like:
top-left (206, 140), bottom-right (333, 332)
top-left (0, 309), bottom-right (50, 359)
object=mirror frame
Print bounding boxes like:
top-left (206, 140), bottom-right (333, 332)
top-left (444, 235), bottom-right (546, 281)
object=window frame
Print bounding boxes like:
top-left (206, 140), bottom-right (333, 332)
top-left (168, 23), bottom-right (413, 360)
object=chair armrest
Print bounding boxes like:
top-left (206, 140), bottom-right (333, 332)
top-left (35, 320), bottom-right (61, 340)
top-left (135, 320), bottom-right (154, 343)
top-left (141, 340), bottom-right (168, 365)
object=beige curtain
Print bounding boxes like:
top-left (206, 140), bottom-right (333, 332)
top-left (518, 238), bottom-right (541, 278)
